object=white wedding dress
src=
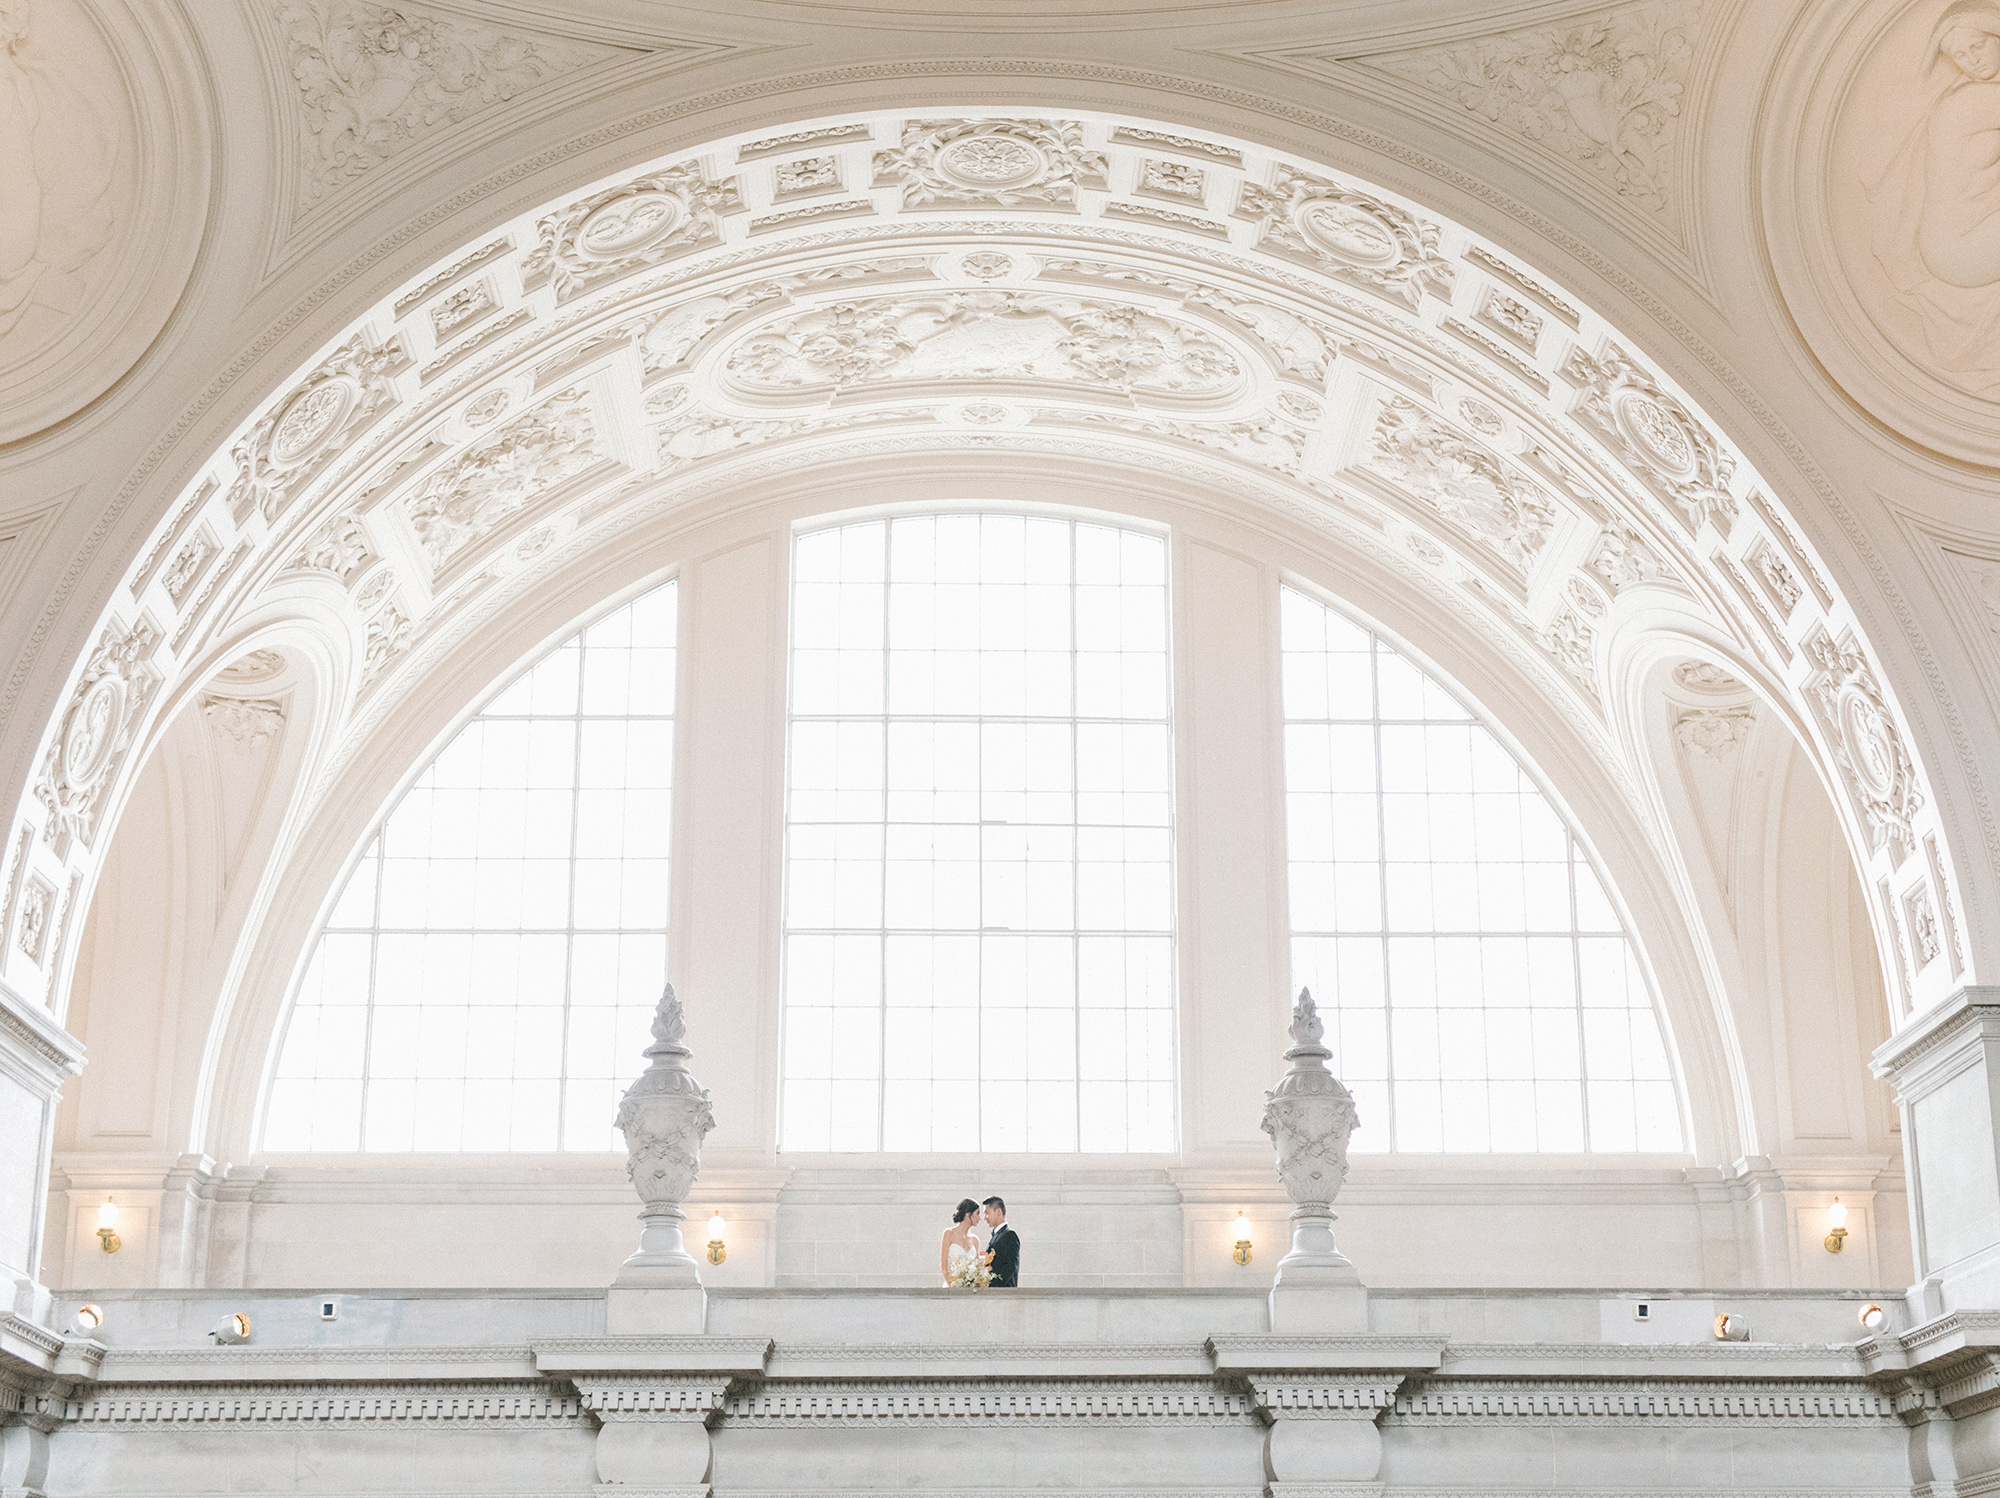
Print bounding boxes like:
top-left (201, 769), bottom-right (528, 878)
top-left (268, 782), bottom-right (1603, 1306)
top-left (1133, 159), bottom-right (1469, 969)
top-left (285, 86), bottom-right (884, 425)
top-left (945, 1237), bottom-right (983, 1286)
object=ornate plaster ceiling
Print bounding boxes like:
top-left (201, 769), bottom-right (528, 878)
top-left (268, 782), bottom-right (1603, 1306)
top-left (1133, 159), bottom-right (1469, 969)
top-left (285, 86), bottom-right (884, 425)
top-left (0, 107), bottom-right (1964, 1040)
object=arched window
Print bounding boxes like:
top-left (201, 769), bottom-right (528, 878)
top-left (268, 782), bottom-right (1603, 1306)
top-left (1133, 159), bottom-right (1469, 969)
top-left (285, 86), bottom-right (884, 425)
top-left (1280, 587), bottom-right (1682, 1154)
top-left (779, 515), bottom-right (1175, 1153)
top-left (262, 582), bottom-right (677, 1153)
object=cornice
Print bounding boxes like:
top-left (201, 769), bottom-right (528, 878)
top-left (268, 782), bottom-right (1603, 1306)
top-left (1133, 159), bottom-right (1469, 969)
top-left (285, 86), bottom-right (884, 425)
top-left (0, 975), bottom-right (85, 1083)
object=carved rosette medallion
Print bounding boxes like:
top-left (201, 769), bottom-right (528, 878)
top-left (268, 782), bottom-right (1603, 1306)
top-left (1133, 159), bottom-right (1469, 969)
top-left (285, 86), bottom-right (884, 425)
top-left (1803, 629), bottom-right (1923, 865)
top-left (269, 377), bottom-right (359, 466)
top-left (1238, 165), bottom-right (1453, 308)
top-left (1364, 398), bottom-right (1555, 572)
top-left (34, 617), bottom-right (163, 858)
top-left (223, 335), bottom-right (405, 523)
top-left (874, 119), bottom-right (1106, 210)
top-left (525, 162), bottom-right (742, 302)
top-left (1261, 989), bottom-right (1359, 1212)
top-left (1563, 344), bottom-right (1736, 535)
top-left (615, 984), bottom-right (716, 1274)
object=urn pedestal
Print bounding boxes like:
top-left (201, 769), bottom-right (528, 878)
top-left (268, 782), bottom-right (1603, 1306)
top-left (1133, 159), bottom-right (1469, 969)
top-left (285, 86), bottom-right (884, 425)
top-left (609, 985), bottom-right (714, 1334)
top-left (1262, 988), bottom-right (1367, 1334)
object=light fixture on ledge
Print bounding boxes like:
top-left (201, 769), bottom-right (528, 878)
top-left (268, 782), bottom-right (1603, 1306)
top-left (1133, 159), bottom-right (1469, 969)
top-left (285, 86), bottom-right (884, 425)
top-left (209, 1313), bottom-right (252, 1345)
top-left (706, 1210), bottom-right (727, 1266)
top-left (69, 1304), bottom-right (103, 1336)
top-left (1713, 1313), bottom-right (1750, 1342)
top-left (95, 1198), bottom-right (120, 1254)
top-left (1859, 1303), bottom-right (1887, 1333)
top-left (1231, 1211), bottom-right (1253, 1265)
top-left (1825, 1197), bottom-right (1849, 1254)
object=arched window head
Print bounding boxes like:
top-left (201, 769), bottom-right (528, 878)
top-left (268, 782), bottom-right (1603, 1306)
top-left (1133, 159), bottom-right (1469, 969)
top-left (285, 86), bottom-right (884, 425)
top-left (1280, 587), bottom-right (1683, 1154)
top-left (262, 582), bottom-right (677, 1153)
top-left (779, 515), bottom-right (1176, 1153)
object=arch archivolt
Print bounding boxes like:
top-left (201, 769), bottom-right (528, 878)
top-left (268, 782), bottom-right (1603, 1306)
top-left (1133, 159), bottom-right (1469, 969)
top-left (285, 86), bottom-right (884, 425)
top-left (4, 109), bottom-right (1965, 1149)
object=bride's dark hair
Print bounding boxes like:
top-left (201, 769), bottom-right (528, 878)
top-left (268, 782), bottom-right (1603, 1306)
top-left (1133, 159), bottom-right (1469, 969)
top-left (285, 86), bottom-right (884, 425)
top-left (952, 1198), bottom-right (981, 1223)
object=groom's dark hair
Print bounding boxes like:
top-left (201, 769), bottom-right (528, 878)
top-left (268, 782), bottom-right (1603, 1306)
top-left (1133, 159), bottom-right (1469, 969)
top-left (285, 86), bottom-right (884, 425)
top-left (982, 1195), bottom-right (1006, 1214)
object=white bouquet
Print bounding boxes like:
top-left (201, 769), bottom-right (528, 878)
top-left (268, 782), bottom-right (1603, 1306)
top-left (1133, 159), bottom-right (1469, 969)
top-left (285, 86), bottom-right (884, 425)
top-left (948, 1250), bottom-right (993, 1291)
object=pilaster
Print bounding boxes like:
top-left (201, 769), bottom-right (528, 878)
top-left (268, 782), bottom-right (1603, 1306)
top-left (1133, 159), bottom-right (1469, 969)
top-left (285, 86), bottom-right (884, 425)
top-left (0, 979), bottom-right (82, 1323)
top-left (1872, 987), bottom-right (2000, 1312)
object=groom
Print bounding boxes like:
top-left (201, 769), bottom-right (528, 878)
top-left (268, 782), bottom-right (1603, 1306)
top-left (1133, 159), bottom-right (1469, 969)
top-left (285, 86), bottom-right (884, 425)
top-left (982, 1197), bottom-right (1019, 1287)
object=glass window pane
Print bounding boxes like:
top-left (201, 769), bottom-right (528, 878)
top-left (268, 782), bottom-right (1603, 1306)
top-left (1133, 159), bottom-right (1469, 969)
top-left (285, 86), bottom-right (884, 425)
top-left (781, 517), bottom-right (1176, 1153)
top-left (1280, 586), bottom-right (1682, 1154)
top-left (262, 582), bottom-right (678, 1153)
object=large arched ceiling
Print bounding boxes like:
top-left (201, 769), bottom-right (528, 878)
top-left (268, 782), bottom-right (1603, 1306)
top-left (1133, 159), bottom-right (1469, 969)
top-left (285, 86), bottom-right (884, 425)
top-left (0, 103), bottom-right (1967, 1067)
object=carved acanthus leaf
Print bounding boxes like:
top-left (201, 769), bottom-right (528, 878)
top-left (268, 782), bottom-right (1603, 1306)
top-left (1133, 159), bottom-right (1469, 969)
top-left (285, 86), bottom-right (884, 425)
top-left (278, 1), bottom-right (624, 207)
top-left (1365, 1), bottom-right (1700, 213)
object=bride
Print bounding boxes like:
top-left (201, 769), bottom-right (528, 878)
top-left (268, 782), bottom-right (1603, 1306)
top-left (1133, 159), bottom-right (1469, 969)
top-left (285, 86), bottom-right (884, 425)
top-left (940, 1197), bottom-right (984, 1286)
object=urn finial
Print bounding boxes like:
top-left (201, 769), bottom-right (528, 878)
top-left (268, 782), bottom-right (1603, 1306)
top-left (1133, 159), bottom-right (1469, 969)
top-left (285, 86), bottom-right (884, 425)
top-left (613, 983), bottom-right (714, 1282)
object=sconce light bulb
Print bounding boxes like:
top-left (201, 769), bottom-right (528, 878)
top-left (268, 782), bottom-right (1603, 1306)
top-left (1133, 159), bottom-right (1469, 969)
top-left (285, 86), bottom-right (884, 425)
top-left (96, 1198), bottom-right (117, 1231)
top-left (1231, 1211), bottom-right (1253, 1265)
top-left (1827, 1197), bottom-right (1847, 1229)
top-left (705, 1210), bottom-right (727, 1265)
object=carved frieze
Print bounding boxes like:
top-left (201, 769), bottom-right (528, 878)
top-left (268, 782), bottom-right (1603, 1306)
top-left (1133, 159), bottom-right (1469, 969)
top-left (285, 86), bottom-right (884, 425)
top-left (401, 390), bottom-right (599, 571)
top-left (1236, 164), bottom-right (1453, 307)
top-left (1561, 343), bottom-right (1736, 535)
top-left (14, 876), bottom-right (52, 964)
top-left (722, 291), bottom-right (1241, 397)
top-left (874, 119), bottom-right (1106, 210)
top-left (33, 616), bottom-right (162, 859)
top-left (277, 1), bottom-right (619, 206)
top-left (1365, 398), bottom-right (1556, 571)
top-left (1368, 1), bottom-right (1701, 213)
top-left (159, 533), bottom-right (218, 607)
top-left (1907, 885), bottom-right (1943, 969)
top-left (1803, 628), bottom-right (1923, 865)
top-left (524, 161), bottom-right (743, 302)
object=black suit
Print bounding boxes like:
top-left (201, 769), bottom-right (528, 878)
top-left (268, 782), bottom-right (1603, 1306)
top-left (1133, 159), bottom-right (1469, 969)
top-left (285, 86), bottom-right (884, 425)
top-left (987, 1224), bottom-right (1020, 1287)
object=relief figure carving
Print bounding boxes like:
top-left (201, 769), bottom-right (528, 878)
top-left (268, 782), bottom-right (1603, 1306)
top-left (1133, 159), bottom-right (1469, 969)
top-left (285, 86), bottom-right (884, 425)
top-left (0, 0), bottom-right (118, 345)
top-left (1864, 1), bottom-right (2000, 394)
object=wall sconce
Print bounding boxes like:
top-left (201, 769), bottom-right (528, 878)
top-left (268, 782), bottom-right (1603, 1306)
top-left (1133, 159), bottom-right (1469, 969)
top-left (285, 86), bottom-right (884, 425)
top-left (1859, 1303), bottom-right (1887, 1334)
top-left (1825, 1197), bottom-right (1849, 1254)
top-left (706, 1211), bottom-right (726, 1266)
top-left (95, 1198), bottom-right (120, 1254)
top-left (69, 1304), bottom-right (103, 1336)
top-left (1231, 1211), bottom-right (1253, 1265)
top-left (1713, 1313), bottom-right (1750, 1342)
top-left (209, 1313), bottom-right (252, 1345)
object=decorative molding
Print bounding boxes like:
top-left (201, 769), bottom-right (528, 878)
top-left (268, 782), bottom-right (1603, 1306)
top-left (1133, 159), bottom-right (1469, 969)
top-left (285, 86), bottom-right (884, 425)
top-left (32, 615), bottom-right (163, 859)
top-left (1235, 164), bottom-right (1452, 309)
top-left (1363, 397), bottom-right (1555, 572)
top-left (1803, 626), bottom-right (1924, 867)
top-left (64, 1380), bottom-right (587, 1426)
top-left (874, 118), bottom-right (1106, 211)
top-left (722, 1378), bottom-right (1258, 1425)
top-left (1384, 1377), bottom-right (1901, 1425)
top-left (401, 389), bottom-right (600, 571)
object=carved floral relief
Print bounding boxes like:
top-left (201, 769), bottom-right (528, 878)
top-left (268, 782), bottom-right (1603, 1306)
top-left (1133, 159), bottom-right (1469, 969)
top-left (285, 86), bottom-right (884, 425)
top-left (721, 291), bottom-right (1241, 397)
top-left (400, 389), bottom-right (599, 571)
top-left (1237, 164), bottom-right (1453, 307)
top-left (1365, 397), bottom-right (1556, 571)
top-left (1368, 1), bottom-right (1700, 212)
top-left (1803, 628), bottom-right (1925, 865)
top-left (1561, 343), bottom-right (1735, 534)
top-left (33, 614), bottom-right (162, 859)
top-left (524, 161), bottom-right (742, 303)
top-left (277, 0), bottom-right (617, 206)
top-left (874, 119), bottom-right (1106, 210)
